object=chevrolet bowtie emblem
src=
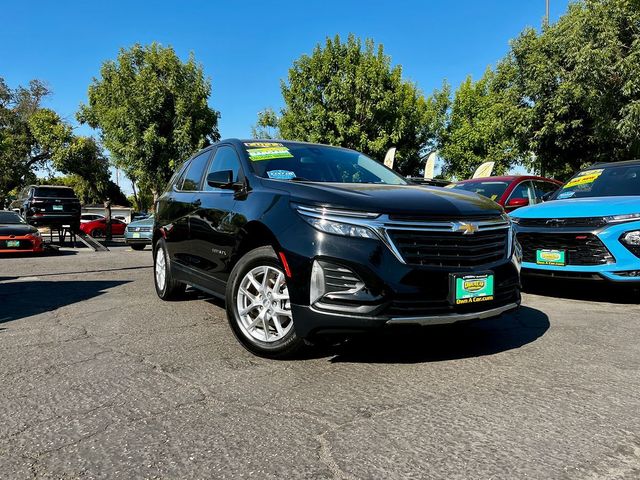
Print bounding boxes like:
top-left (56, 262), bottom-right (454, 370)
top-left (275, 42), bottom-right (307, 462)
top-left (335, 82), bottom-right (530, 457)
top-left (453, 222), bottom-right (479, 235)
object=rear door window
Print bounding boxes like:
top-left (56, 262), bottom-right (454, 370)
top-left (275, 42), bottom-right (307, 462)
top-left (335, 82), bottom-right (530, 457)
top-left (180, 150), bottom-right (212, 191)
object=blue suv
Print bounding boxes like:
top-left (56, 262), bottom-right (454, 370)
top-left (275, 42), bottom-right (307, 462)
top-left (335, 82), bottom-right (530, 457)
top-left (511, 160), bottom-right (640, 283)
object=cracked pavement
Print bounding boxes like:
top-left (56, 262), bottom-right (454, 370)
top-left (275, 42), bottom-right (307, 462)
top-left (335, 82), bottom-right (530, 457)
top-left (0, 246), bottom-right (639, 479)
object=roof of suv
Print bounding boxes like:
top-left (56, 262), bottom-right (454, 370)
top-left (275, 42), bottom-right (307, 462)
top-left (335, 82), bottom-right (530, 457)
top-left (590, 159), bottom-right (640, 168)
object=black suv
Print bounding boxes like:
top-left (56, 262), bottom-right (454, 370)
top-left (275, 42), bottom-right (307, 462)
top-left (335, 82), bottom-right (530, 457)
top-left (154, 139), bottom-right (521, 357)
top-left (10, 185), bottom-right (81, 231)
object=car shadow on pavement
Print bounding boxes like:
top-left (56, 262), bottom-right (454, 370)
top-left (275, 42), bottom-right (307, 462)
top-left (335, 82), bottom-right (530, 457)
top-left (0, 280), bottom-right (129, 324)
top-left (324, 306), bottom-right (549, 364)
top-left (523, 278), bottom-right (640, 304)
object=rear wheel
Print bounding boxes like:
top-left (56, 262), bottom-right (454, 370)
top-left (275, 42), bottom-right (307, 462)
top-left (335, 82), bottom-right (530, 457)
top-left (130, 244), bottom-right (146, 251)
top-left (226, 246), bottom-right (304, 358)
top-left (154, 239), bottom-right (185, 300)
top-left (90, 229), bottom-right (105, 238)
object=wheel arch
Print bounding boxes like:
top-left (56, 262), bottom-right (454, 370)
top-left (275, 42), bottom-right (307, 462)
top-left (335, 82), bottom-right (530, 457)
top-left (232, 221), bottom-right (282, 270)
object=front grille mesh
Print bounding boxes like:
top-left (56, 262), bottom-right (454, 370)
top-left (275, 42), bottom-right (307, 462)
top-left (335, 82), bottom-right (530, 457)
top-left (387, 229), bottom-right (509, 267)
top-left (516, 217), bottom-right (607, 228)
top-left (517, 233), bottom-right (614, 265)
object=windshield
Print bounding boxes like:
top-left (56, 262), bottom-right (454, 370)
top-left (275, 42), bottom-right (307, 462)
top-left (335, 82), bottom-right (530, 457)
top-left (34, 187), bottom-right (76, 198)
top-left (244, 142), bottom-right (407, 185)
top-left (0, 211), bottom-right (26, 224)
top-left (553, 164), bottom-right (640, 199)
top-left (449, 181), bottom-right (510, 202)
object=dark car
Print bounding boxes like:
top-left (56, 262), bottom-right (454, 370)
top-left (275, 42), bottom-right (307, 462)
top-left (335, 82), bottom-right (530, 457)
top-left (10, 185), bottom-right (81, 231)
top-left (448, 176), bottom-right (563, 212)
top-left (153, 139), bottom-right (521, 358)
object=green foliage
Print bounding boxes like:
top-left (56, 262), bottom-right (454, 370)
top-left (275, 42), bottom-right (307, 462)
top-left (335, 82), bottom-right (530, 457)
top-left (0, 77), bottom-right (109, 207)
top-left (497, 0), bottom-right (640, 179)
top-left (251, 108), bottom-right (281, 139)
top-left (264, 34), bottom-right (441, 175)
top-left (78, 43), bottom-right (220, 195)
top-left (438, 69), bottom-right (520, 179)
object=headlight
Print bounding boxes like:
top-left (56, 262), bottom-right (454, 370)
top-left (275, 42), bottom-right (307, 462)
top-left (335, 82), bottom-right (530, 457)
top-left (296, 205), bottom-right (380, 239)
top-left (301, 217), bottom-right (378, 239)
top-left (621, 230), bottom-right (640, 246)
top-left (604, 213), bottom-right (640, 224)
top-left (29, 231), bottom-right (41, 238)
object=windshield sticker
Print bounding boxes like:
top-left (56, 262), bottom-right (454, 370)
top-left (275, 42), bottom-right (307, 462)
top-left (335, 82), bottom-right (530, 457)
top-left (557, 191), bottom-right (576, 199)
top-left (244, 142), bottom-right (284, 148)
top-left (564, 169), bottom-right (603, 189)
top-left (247, 146), bottom-right (294, 161)
top-left (267, 170), bottom-right (296, 180)
top-left (490, 194), bottom-right (498, 201)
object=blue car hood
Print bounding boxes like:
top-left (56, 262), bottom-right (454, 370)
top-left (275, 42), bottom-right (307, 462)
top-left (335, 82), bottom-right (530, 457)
top-left (512, 196), bottom-right (640, 218)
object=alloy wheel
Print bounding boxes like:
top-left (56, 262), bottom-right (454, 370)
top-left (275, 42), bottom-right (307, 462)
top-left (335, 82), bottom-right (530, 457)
top-left (236, 265), bottom-right (293, 343)
top-left (155, 248), bottom-right (167, 291)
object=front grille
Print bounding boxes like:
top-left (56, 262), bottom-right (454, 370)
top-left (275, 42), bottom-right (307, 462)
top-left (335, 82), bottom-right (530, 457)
top-left (517, 217), bottom-right (606, 228)
top-left (128, 226), bottom-right (151, 232)
top-left (0, 239), bottom-right (33, 249)
top-left (517, 233), bottom-right (614, 265)
top-left (387, 228), bottom-right (509, 267)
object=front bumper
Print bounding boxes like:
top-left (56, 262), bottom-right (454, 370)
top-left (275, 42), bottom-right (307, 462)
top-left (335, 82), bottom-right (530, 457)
top-left (124, 235), bottom-right (152, 244)
top-left (0, 235), bottom-right (44, 253)
top-left (517, 220), bottom-right (640, 283)
top-left (278, 216), bottom-right (521, 338)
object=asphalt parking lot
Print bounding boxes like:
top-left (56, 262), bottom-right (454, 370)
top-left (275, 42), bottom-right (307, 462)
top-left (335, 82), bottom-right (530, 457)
top-left (0, 246), bottom-right (639, 479)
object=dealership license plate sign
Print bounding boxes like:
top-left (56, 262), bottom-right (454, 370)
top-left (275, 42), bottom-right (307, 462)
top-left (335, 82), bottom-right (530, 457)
top-left (53, 205), bottom-right (63, 211)
top-left (536, 249), bottom-right (566, 266)
top-left (6, 240), bottom-right (20, 248)
top-left (451, 273), bottom-right (494, 305)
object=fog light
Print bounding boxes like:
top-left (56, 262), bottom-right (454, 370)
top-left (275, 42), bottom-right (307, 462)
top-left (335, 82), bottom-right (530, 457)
top-left (621, 231), bottom-right (640, 246)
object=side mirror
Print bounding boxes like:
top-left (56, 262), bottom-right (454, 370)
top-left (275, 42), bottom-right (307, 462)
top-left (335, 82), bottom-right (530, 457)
top-left (506, 197), bottom-right (529, 209)
top-left (207, 170), bottom-right (234, 189)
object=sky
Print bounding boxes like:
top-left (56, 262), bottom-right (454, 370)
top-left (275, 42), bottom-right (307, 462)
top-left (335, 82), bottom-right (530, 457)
top-left (1, 0), bottom-right (571, 192)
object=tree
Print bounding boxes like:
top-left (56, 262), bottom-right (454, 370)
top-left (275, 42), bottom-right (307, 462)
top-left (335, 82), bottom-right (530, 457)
top-left (497, 0), bottom-right (640, 179)
top-left (438, 69), bottom-right (520, 179)
top-left (78, 43), bottom-right (220, 198)
top-left (261, 35), bottom-right (441, 175)
top-left (251, 108), bottom-right (280, 139)
top-left (0, 77), bottom-right (110, 207)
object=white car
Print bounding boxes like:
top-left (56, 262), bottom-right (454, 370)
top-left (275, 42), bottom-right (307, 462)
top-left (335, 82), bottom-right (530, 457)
top-left (80, 213), bottom-right (105, 223)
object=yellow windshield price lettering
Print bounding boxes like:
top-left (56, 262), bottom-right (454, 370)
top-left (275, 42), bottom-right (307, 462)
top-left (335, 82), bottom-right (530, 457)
top-left (564, 169), bottom-right (603, 189)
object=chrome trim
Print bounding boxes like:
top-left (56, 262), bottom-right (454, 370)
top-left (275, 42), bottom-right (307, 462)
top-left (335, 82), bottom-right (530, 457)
top-left (296, 205), bottom-right (511, 265)
top-left (386, 302), bottom-right (519, 326)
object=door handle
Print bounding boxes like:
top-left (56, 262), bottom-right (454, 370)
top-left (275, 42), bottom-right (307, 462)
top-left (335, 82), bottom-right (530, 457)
top-left (192, 198), bottom-right (202, 207)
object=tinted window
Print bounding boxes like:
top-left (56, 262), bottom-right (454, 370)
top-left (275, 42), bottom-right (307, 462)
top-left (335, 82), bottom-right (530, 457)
top-left (0, 211), bottom-right (25, 224)
top-left (180, 151), bottom-right (212, 191)
top-left (244, 142), bottom-right (407, 185)
top-left (205, 146), bottom-right (242, 191)
top-left (553, 164), bottom-right (640, 199)
top-left (509, 181), bottom-right (536, 203)
top-left (450, 181), bottom-right (510, 202)
top-left (534, 181), bottom-right (558, 201)
top-left (34, 187), bottom-right (77, 198)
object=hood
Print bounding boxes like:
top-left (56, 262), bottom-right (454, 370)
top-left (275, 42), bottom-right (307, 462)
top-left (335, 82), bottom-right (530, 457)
top-left (263, 180), bottom-right (503, 217)
top-left (0, 224), bottom-right (38, 236)
top-left (512, 196), bottom-right (640, 218)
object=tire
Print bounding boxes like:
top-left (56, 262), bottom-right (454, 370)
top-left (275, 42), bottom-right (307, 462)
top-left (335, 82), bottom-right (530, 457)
top-left (91, 229), bottom-right (105, 238)
top-left (130, 244), bottom-right (146, 251)
top-left (226, 246), bottom-right (305, 359)
top-left (153, 239), bottom-right (186, 300)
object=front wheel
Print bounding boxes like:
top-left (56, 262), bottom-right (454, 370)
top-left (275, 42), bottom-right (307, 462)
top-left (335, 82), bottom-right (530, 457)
top-left (226, 246), bottom-right (304, 358)
top-left (130, 244), bottom-right (146, 251)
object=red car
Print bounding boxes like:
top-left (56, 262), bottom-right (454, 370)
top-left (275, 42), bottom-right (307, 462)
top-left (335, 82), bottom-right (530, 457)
top-left (79, 218), bottom-right (127, 237)
top-left (448, 175), bottom-right (563, 212)
top-left (0, 210), bottom-right (44, 253)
